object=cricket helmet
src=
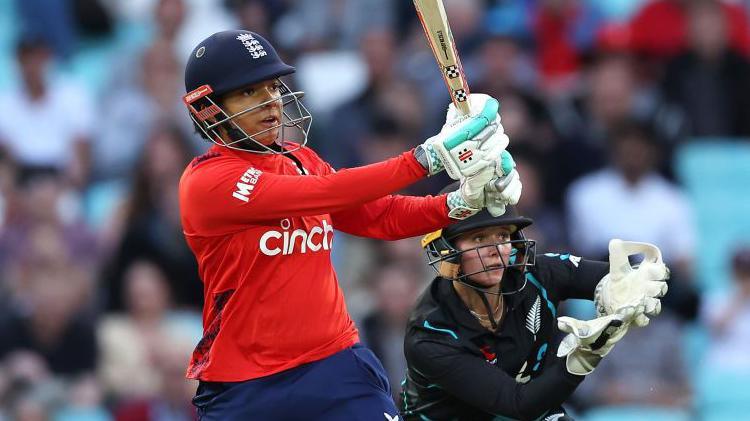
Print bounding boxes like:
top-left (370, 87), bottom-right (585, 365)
top-left (183, 30), bottom-right (311, 154)
top-left (422, 184), bottom-right (536, 293)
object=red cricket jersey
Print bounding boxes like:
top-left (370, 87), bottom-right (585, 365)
top-left (179, 143), bottom-right (451, 381)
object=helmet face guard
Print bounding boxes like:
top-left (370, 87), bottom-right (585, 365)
top-left (183, 80), bottom-right (312, 155)
top-left (423, 230), bottom-right (537, 296)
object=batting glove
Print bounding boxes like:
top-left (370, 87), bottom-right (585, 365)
top-left (556, 313), bottom-right (629, 376)
top-left (594, 239), bottom-right (670, 327)
top-left (484, 150), bottom-right (522, 217)
top-left (445, 165), bottom-right (496, 219)
top-left (415, 94), bottom-right (508, 180)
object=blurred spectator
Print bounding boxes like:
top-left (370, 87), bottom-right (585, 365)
top-left (9, 381), bottom-right (58, 421)
top-left (473, 35), bottom-right (556, 152)
top-left (102, 125), bottom-right (201, 311)
top-left (94, 38), bottom-right (192, 182)
top-left (15, 0), bottom-right (77, 59)
top-left (531, 0), bottom-right (606, 93)
top-left (154, 0), bottom-right (187, 47)
top-left (573, 312), bottom-right (691, 410)
top-left (513, 154), bottom-right (568, 252)
top-left (172, 0), bottom-right (237, 61)
top-left (547, 53), bottom-right (647, 205)
top-left (360, 263), bottom-right (424, 400)
top-left (0, 258), bottom-right (98, 377)
top-left (98, 260), bottom-right (199, 400)
top-left (0, 174), bottom-right (98, 314)
top-left (565, 122), bottom-right (694, 264)
top-left (565, 122), bottom-right (699, 320)
top-left (323, 28), bottom-right (435, 169)
top-left (700, 246), bottom-right (750, 371)
top-left (474, 34), bottom-right (534, 96)
top-left (72, 0), bottom-right (115, 40)
top-left (358, 115), bottom-right (411, 166)
top-left (273, 0), bottom-right (396, 51)
top-left (112, 337), bottom-right (197, 421)
top-left (0, 37), bottom-right (94, 189)
top-left (443, 0), bottom-right (485, 55)
top-left (628, 0), bottom-right (750, 60)
top-left (0, 148), bottom-right (20, 231)
top-left (225, 0), bottom-right (287, 37)
top-left (661, 0), bottom-right (750, 137)
top-left (53, 375), bottom-right (112, 421)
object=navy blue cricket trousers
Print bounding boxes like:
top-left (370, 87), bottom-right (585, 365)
top-left (192, 343), bottom-right (400, 420)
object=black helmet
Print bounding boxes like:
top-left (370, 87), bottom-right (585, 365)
top-left (182, 30), bottom-right (311, 154)
top-left (422, 183), bottom-right (536, 289)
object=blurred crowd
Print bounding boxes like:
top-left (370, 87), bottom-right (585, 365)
top-left (0, 0), bottom-right (749, 420)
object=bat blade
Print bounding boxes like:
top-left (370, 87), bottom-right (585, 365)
top-left (414, 0), bottom-right (471, 116)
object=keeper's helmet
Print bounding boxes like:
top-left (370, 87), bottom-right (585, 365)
top-left (422, 187), bottom-right (536, 295)
top-left (183, 30), bottom-right (312, 154)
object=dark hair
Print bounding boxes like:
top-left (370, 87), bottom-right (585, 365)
top-left (15, 34), bottom-right (51, 56)
top-left (732, 246), bottom-right (750, 272)
top-left (126, 123), bottom-right (194, 222)
top-left (609, 120), bottom-right (661, 148)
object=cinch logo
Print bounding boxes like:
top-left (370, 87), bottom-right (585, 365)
top-left (233, 167), bottom-right (262, 202)
top-left (259, 218), bottom-right (334, 256)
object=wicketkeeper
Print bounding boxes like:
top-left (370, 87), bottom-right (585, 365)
top-left (402, 186), bottom-right (669, 421)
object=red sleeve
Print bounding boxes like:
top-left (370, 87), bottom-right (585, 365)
top-left (330, 194), bottom-right (453, 240)
top-left (726, 4), bottom-right (750, 57)
top-left (180, 150), bottom-right (429, 235)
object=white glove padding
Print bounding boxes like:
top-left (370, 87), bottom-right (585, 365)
top-left (444, 93), bottom-right (497, 126)
top-left (595, 239), bottom-right (670, 328)
top-left (446, 165), bottom-right (495, 219)
top-left (484, 151), bottom-right (522, 217)
top-left (419, 94), bottom-right (508, 179)
top-left (556, 314), bottom-right (629, 376)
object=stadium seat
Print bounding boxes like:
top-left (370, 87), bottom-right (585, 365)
top-left (695, 367), bottom-right (750, 420)
top-left (681, 323), bottom-right (709, 381)
top-left (582, 405), bottom-right (691, 421)
top-left (674, 141), bottom-right (750, 293)
top-left (0, 0), bottom-right (19, 88)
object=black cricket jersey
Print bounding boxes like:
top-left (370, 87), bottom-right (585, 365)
top-left (401, 254), bottom-right (608, 421)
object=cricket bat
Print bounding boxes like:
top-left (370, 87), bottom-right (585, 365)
top-left (414, 0), bottom-right (471, 116)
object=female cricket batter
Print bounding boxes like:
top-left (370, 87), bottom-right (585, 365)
top-left (179, 30), bottom-right (521, 420)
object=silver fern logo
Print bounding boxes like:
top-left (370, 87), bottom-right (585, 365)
top-left (526, 296), bottom-right (541, 340)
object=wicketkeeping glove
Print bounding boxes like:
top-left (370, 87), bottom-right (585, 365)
top-left (594, 239), bottom-right (670, 327)
top-left (415, 94), bottom-right (508, 179)
top-left (556, 313), bottom-right (629, 376)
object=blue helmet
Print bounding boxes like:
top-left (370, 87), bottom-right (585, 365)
top-left (183, 30), bottom-right (311, 154)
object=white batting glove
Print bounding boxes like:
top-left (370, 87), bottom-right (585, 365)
top-left (445, 165), bottom-right (496, 219)
top-left (416, 94), bottom-right (508, 179)
top-left (594, 239), bottom-right (670, 327)
top-left (556, 313), bottom-right (629, 376)
top-left (484, 150), bottom-right (522, 217)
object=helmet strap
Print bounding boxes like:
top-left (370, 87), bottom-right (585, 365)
top-left (437, 261), bottom-right (460, 279)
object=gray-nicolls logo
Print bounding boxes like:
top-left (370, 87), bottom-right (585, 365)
top-left (236, 33), bottom-right (267, 59)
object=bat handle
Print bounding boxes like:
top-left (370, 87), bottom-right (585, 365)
top-left (454, 95), bottom-right (471, 116)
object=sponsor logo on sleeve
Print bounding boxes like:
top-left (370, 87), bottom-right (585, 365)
top-left (233, 167), bottom-right (262, 203)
